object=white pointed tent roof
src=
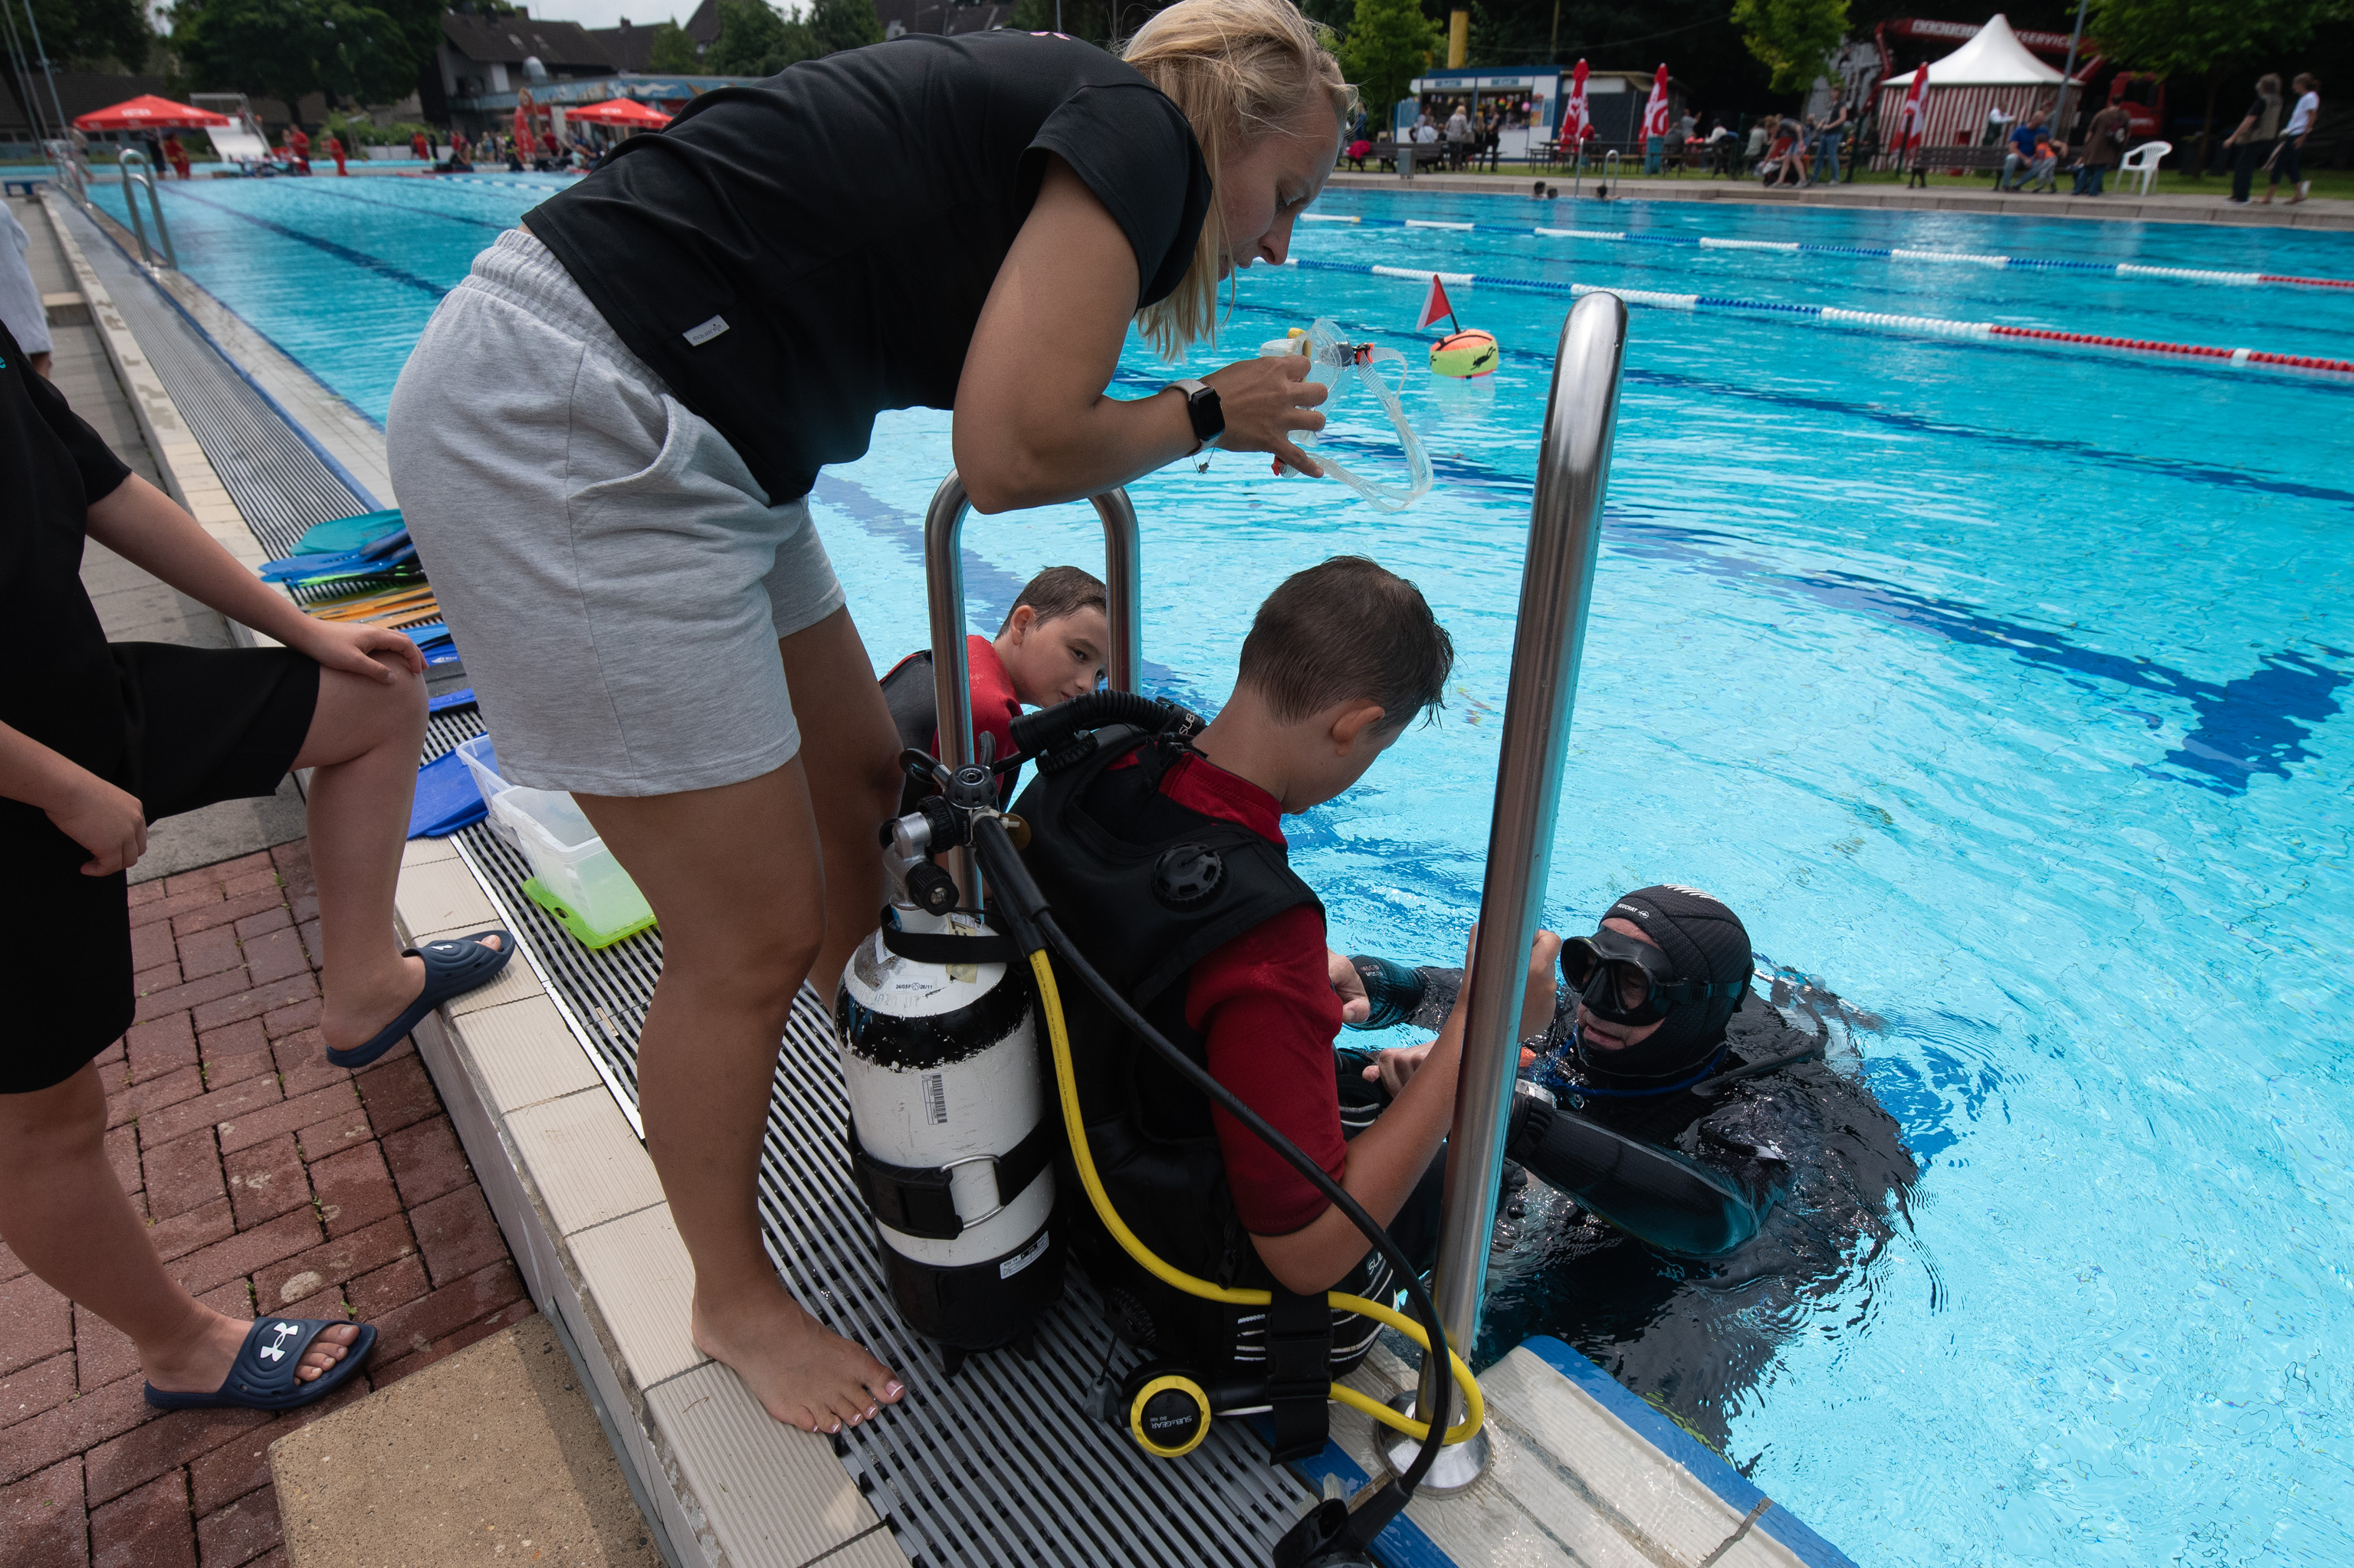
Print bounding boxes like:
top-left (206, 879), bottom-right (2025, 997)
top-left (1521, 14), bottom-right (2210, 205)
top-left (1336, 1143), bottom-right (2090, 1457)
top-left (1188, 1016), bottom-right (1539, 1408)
top-left (1882, 14), bottom-right (2065, 87)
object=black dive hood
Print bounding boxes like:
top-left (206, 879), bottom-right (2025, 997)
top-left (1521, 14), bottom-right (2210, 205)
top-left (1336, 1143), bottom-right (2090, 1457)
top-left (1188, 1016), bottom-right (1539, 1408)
top-left (1573, 885), bottom-right (1755, 1087)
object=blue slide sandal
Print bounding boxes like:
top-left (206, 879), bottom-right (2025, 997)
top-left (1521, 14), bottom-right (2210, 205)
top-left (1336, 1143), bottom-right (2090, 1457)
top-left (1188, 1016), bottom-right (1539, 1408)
top-left (327, 930), bottom-right (515, 1069)
top-left (144, 1317), bottom-right (379, 1412)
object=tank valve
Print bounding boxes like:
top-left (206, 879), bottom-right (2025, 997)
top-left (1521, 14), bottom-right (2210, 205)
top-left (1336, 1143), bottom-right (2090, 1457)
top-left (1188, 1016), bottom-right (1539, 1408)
top-left (904, 860), bottom-right (960, 915)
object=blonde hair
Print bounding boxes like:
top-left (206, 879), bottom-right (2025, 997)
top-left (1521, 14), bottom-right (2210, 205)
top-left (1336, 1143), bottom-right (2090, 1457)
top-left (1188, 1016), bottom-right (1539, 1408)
top-left (1123, 0), bottom-right (1356, 357)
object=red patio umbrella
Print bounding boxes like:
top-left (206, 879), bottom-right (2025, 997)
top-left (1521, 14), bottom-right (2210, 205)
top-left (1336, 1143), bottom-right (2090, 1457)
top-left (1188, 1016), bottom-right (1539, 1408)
top-left (563, 98), bottom-right (673, 128)
top-left (74, 94), bottom-right (233, 132)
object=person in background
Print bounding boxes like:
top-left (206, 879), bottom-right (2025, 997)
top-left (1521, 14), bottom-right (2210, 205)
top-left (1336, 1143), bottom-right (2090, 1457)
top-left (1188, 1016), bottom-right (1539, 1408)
top-left (161, 133), bottom-right (191, 180)
top-left (2224, 76), bottom-right (2283, 205)
top-left (1743, 117), bottom-right (1768, 176)
top-left (285, 123), bottom-right (310, 174)
top-left (2266, 73), bottom-right (2321, 205)
top-left (2, 205), bottom-right (51, 378)
top-left (1813, 98), bottom-right (1850, 185)
top-left (412, 128), bottom-right (432, 162)
top-left (1445, 100), bottom-right (1470, 169)
top-left (1481, 109), bottom-right (1501, 171)
top-left (1998, 115), bottom-right (2046, 190)
top-left (327, 131), bottom-right (349, 177)
top-left (880, 566), bottom-right (1111, 813)
top-left (2073, 96), bottom-right (2130, 195)
top-left (1345, 133), bottom-right (1371, 170)
top-left (1705, 118), bottom-right (1736, 176)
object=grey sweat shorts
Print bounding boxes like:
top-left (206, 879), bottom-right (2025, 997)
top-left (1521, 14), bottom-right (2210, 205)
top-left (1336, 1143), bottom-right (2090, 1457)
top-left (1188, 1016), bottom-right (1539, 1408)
top-left (386, 230), bottom-right (844, 796)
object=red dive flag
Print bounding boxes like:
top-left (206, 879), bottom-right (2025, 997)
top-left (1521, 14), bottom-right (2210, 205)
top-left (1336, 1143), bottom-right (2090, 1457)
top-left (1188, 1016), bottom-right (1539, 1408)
top-left (1564, 59), bottom-right (1591, 143)
top-left (1643, 63), bottom-right (1672, 139)
top-left (1895, 63), bottom-right (1930, 153)
top-left (1417, 274), bottom-right (1461, 333)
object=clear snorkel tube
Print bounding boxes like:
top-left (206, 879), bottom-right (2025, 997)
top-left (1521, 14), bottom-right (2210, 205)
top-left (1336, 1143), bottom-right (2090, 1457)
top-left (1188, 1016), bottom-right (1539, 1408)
top-left (1260, 318), bottom-right (1434, 513)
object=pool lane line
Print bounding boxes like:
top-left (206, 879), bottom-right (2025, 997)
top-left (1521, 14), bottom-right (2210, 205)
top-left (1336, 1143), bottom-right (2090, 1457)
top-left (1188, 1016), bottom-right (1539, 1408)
top-left (1301, 210), bottom-right (2354, 291)
top-left (1285, 257), bottom-right (2354, 377)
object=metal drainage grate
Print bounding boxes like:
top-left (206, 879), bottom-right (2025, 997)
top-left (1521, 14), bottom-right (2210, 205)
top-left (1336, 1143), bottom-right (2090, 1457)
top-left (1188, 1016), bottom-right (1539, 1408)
top-left (421, 710), bottom-right (1318, 1566)
top-left (57, 198), bottom-right (373, 543)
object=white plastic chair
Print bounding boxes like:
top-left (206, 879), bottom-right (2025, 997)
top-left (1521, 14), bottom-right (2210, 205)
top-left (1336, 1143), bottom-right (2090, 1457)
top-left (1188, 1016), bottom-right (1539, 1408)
top-left (2116, 139), bottom-right (2171, 195)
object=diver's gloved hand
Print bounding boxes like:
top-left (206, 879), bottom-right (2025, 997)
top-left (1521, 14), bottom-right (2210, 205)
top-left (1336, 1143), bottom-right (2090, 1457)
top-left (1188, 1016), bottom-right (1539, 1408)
top-left (1502, 1083), bottom-right (1764, 1258)
top-left (1342, 954), bottom-right (1428, 1031)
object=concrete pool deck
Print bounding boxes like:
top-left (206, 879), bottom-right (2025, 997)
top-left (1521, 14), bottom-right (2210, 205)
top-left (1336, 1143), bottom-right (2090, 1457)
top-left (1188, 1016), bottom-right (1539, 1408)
top-left (28, 179), bottom-right (1861, 1568)
top-left (1328, 168), bottom-right (2354, 231)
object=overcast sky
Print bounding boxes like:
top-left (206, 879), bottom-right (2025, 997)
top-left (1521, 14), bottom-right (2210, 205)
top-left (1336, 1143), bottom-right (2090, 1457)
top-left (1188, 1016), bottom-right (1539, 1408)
top-left (526, 0), bottom-right (705, 29)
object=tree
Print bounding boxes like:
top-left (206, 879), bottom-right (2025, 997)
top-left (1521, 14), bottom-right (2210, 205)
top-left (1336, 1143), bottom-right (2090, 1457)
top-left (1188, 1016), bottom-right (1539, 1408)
top-left (645, 19), bottom-right (704, 71)
top-left (2086, 0), bottom-right (2336, 178)
top-left (28, 0), bottom-right (153, 71)
top-left (174, 0), bottom-right (444, 116)
top-left (1340, 0), bottom-right (1443, 129)
top-left (704, 0), bottom-right (818, 74)
top-left (1730, 0), bottom-right (1847, 95)
top-left (807, 0), bottom-right (883, 54)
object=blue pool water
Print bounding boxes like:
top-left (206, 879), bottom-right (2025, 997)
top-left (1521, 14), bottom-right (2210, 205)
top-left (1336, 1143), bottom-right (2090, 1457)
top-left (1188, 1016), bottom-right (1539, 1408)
top-left (93, 175), bottom-right (2354, 1565)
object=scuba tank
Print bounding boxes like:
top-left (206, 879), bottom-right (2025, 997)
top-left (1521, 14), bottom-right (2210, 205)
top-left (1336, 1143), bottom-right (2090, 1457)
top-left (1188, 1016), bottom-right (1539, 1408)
top-left (835, 768), bottom-right (1062, 1369)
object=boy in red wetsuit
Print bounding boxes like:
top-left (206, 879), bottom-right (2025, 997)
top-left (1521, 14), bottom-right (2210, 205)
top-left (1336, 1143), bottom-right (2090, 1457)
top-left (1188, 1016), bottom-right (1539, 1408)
top-left (1016, 557), bottom-right (1557, 1379)
top-left (880, 565), bottom-right (1109, 811)
top-left (412, 130), bottom-right (431, 163)
top-left (161, 134), bottom-right (190, 181)
top-left (327, 133), bottom-right (348, 177)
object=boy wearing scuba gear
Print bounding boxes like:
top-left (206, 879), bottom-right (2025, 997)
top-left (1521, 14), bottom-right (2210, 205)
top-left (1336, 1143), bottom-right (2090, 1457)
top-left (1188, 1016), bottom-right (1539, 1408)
top-left (882, 566), bottom-right (1111, 810)
top-left (1016, 557), bottom-right (1561, 1382)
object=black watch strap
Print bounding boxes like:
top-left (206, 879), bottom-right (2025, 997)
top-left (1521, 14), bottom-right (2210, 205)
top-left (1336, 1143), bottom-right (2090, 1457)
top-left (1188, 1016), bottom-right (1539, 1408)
top-left (1168, 379), bottom-right (1224, 448)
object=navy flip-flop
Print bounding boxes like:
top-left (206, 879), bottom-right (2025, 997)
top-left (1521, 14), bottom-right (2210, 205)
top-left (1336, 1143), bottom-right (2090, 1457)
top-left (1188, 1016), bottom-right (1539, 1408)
top-left (143, 1317), bottom-right (378, 1412)
top-left (327, 930), bottom-right (515, 1069)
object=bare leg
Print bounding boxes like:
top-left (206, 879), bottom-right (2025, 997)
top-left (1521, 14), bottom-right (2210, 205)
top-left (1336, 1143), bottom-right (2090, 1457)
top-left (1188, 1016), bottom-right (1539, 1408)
top-left (576, 723), bottom-right (902, 1433)
top-left (0, 1066), bottom-right (358, 1392)
top-left (293, 659), bottom-right (501, 1055)
top-left (776, 608), bottom-right (904, 996)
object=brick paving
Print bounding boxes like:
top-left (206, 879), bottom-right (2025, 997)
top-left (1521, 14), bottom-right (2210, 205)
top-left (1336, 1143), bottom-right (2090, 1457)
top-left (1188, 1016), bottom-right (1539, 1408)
top-left (0, 844), bottom-right (536, 1568)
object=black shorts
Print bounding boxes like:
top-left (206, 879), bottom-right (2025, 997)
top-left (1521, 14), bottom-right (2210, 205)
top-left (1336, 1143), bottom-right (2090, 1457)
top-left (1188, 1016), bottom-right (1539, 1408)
top-left (2, 642), bottom-right (320, 1094)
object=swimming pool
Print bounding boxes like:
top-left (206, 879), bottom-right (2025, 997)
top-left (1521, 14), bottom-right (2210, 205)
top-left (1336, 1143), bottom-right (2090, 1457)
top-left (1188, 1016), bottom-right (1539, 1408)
top-left (91, 173), bottom-right (2354, 1566)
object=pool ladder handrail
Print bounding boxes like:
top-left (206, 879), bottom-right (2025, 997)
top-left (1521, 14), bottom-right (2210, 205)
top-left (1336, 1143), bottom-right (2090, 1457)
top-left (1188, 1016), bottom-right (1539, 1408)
top-left (1597, 146), bottom-right (1622, 199)
top-left (115, 147), bottom-right (176, 269)
top-left (921, 477), bottom-right (1142, 895)
top-left (914, 290), bottom-right (1630, 1495)
top-left (1402, 287), bottom-right (1629, 1485)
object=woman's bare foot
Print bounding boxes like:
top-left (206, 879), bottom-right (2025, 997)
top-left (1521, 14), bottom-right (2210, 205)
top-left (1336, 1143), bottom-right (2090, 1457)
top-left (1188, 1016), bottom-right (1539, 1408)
top-left (142, 1307), bottom-right (363, 1393)
top-left (320, 935), bottom-right (504, 1055)
top-left (691, 1279), bottom-right (904, 1434)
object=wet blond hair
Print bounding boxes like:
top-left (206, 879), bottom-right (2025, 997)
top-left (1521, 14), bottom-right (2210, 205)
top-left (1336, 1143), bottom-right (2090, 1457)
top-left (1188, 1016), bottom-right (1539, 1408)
top-left (1123, 0), bottom-right (1355, 357)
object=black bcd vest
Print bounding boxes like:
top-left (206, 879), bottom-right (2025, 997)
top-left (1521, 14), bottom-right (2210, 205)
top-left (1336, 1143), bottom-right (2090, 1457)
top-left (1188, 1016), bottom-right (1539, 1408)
top-left (1013, 728), bottom-right (1327, 1374)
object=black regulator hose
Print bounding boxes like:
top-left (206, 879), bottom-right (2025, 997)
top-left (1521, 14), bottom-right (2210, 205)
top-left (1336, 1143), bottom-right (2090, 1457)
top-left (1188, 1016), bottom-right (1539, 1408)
top-left (967, 816), bottom-right (1455, 1540)
top-left (1007, 690), bottom-right (1189, 759)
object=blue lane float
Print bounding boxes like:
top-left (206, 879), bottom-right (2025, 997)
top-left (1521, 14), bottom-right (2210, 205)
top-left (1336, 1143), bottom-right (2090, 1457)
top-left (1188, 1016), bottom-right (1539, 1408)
top-left (1299, 211), bottom-right (2354, 291)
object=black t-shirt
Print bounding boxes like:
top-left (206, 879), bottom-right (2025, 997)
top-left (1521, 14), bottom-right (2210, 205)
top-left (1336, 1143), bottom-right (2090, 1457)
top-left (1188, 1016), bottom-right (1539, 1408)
top-left (2, 320), bottom-right (133, 780)
top-left (528, 32), bottom-right (1211, 503)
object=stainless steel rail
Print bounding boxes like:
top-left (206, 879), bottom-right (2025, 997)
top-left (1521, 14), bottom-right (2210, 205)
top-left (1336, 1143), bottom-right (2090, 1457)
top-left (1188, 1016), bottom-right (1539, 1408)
top-left (921, 474), bottom-right (1143, 891)
top-left (1410, 290), bottom-right (1629, 1479)
top-left (115, 148), bottom-right (174, 268)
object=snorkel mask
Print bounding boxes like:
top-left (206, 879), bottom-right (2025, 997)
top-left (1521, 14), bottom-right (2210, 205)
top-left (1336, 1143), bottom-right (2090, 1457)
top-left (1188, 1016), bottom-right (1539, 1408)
top-left (1260, 319), bottom-right (1433, 512)
top-left (1562, 930), bottom-right (1747, 1029)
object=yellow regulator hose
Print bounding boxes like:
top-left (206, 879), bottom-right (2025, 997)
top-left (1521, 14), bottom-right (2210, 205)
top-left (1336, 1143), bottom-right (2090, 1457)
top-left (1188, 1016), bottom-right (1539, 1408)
top-left (1029, 949), bottom-right (1485, 1446)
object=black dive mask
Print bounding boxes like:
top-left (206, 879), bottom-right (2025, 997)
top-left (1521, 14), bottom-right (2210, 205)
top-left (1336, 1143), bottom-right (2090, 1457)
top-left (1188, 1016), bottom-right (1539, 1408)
top-left (1561, 929), bottom-right (1747, 1028)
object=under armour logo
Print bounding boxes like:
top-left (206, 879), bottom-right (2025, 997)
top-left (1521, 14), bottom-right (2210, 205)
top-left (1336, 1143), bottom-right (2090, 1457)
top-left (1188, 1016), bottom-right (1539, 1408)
top-left (258, 1321), bottom-right (301, 1363)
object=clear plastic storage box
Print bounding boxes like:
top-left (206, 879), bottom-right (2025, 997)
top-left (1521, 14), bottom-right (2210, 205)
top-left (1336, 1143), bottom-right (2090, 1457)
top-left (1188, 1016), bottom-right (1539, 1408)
top-left (454, 734), bottom-right (654, 943)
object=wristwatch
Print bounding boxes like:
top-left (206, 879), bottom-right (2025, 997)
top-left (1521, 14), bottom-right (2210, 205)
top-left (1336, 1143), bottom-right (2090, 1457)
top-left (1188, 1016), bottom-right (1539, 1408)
top-left (1166, 379), bottom-right (1225, 453)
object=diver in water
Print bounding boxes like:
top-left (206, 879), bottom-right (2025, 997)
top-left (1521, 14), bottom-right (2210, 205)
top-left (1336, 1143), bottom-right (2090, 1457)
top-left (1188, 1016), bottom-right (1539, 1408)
top-left (1337, 885), bottom-right (1919, 1446)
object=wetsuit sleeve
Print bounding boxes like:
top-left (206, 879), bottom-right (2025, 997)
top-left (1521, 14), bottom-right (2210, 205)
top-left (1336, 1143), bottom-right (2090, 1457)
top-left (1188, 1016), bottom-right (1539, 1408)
top-left (1506, 1094), bottom-right (1765, 1258)
top-left (1187, 903), bottom-right (1350, 1235)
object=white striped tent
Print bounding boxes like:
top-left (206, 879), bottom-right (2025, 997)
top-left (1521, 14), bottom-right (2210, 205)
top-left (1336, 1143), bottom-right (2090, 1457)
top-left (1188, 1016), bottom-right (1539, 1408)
top-left (1870, 13), bottom-right (2075, 171)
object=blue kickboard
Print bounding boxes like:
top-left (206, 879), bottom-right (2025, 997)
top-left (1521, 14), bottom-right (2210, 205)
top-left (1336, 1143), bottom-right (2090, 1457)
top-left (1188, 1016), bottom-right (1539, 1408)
top-left (294, 507), bottom-right (404, 556)
top-left (407, 746), bottom-right (488, 838)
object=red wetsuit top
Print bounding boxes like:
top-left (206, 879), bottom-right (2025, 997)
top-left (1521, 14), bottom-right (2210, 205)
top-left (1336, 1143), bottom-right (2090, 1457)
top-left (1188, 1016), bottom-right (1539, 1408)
top-left (1151, 753), bottom-right (1348, 1235)
top-left (880, 634), bottom-right (1022, 809)
top-left (412, 133), bottom-right (429, 159)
